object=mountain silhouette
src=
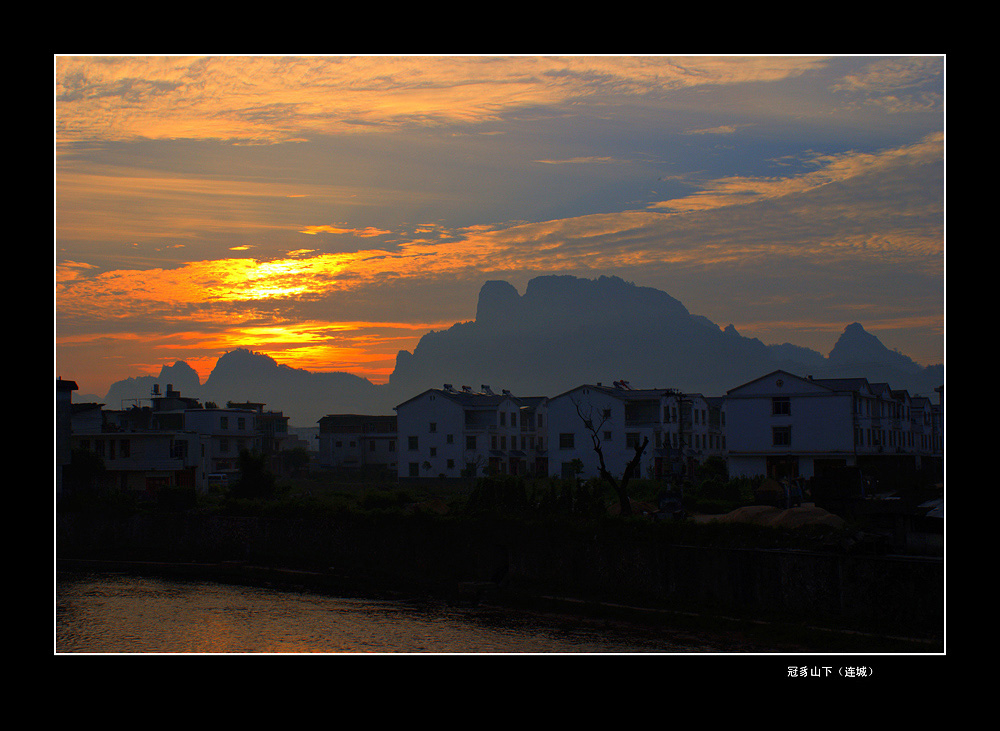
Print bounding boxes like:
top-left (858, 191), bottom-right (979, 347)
top-left (93, 275), bottom-right (943, 425)
top-left (101, 360), bottom-right (202, 409)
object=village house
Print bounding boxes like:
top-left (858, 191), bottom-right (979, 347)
top-left (725, 370), bottom-right (943, 481)
top-left (544, 382), bottom-right (726, 482)
top-left (317, 414), bottom-right (398, 472)
top-left (59, 367), bottom-right (943, 494)
top-left (65, 384), bottom-right (293, 494)
top-left (395, 385), bottom-right (548, 480)
top-left (394, 372), bottom-right (941, 485)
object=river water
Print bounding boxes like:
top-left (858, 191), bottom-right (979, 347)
top-left (55, 572), bottom-right (762, 654)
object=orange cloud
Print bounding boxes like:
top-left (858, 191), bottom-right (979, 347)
top-left (56, 56), bottom-right (833, 145)
top-left (299, 225), bottom-right (392, 237)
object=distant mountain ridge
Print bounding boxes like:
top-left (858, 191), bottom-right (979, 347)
top-left (93, 275), bottom-right (943, 425)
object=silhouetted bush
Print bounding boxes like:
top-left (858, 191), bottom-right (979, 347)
top-left (465, 475), bottom-right (529, 515)
top-left (229, 450), bottom-right (278, 499)
top-left (157, 486), bottom-right (197, 511)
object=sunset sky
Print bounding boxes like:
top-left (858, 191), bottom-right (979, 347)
top-left (55, 55), bottom-right (945, 396)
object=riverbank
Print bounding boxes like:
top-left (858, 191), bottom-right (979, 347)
top-left (57, 568), bottom-right (849, 654)
top-left (56, 553), bottom-right (943, 654)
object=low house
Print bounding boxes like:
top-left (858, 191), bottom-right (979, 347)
top-left (317, 414), bottom-right (397, 471)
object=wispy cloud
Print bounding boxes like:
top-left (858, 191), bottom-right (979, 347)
top-left (55, 55), bottom-right (944, 392)
top-left (56, 56), bottom-right (837, 145)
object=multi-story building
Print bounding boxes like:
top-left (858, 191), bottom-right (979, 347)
top-left (395, 385), bottom-right (547, 479)
top-left (317, 414), bottom-right (398, 472)
top-left (70, 428), bottom-right (210, 493)
top-left (725, 370), bottom-right (943, 480)
top-left (178, 406), bottom-right (259, 476)
top-left (546, 382), bottom-right (720, 482)
top-left (659, 391), bottom-right (727, 475)
top-left (228, 401), bottom-right (291, 474)
top-left (69, 385), bottom-right (266, 493)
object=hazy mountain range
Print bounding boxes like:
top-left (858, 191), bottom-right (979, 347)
top-left (84, 275), bottom-right (944, 426)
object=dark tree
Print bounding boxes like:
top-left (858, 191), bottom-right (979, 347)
top-left (65, 447), bottom-right (106, 494)
top-left (573, 400), bottom-right (648, 516)
top-left (231, 449), bottom-right (277, 499)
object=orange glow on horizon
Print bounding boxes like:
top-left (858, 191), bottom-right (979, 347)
top-left (56, 317), bottom-right (459, 394)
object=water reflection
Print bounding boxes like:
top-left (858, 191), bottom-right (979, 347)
top-left (56, 573), bottom-right (738, 653)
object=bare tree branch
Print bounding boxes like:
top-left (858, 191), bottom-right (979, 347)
top-left (572, 397), bottom-right (648, 516)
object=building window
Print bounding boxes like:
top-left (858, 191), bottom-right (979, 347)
top-left (238, 417), bottom-right (246, 430)
top-left (559, 433), bottom-right (575, 449)
top-left (626, 432), bottom-right (640, 448)
top-left (369, 441), bottom-right (376, 452)
top-left (772, 397), bottom-right (791, 415)
top-left (409, 462), bottom-right (419, 477)
top-left (447, 459), bottom-right (454, 469)
top-left (603, 431), bottom-right (612, 441)
top-left (221, 416), bottom-right (229, 430)
top-left (408, 436), bottom-right (418, 450)
top-left (120, 439), bottom-right (130, 458)
top-left (389, 441), bottom-right (395, 452)
top-left (772, 426), bottom-right (791, 446)
top-left (466, 435), bottom-right (476, 450)
top-left (430, 447), bottom-right (437, 457)
top-left (499, 412), bottom-right (506, 426)
top-left (429, 422), bottom-right (437, 433)
top-left (446, 434), bottom-right (454, 444)
top-left (220, 438), bottom-right (229, 453)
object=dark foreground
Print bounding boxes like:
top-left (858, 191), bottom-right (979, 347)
top-left (56, 557), bottom-right (943, 654)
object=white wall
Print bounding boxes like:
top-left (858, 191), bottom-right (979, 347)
top-left (725, 372), bottom-right (856, 478)
top-left (397, 392), bottom-right (469, 478)
top-left (547, 387), bottom-right (634, 479)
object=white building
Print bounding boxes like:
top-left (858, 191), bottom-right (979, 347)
top-left (545, 382), bottom-right (724, 482)
top-left (724, 370), bottom-right (943, 480)
top-left (395, 385), bottom-right (548, 479)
